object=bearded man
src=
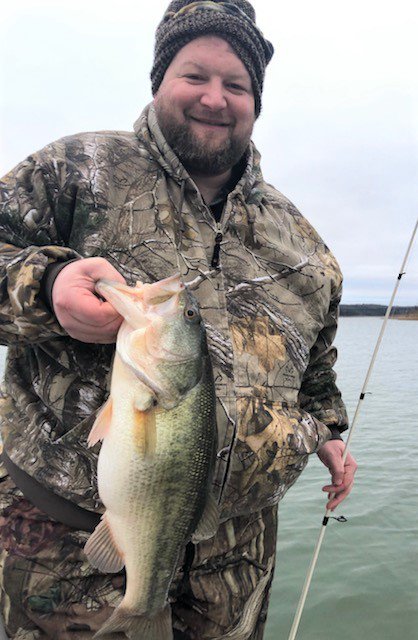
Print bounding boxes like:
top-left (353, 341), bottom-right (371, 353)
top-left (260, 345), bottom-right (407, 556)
top-left (0, 1), bottom-right (356, 638)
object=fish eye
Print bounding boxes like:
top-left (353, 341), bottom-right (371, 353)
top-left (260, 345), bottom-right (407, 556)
top-left (184, 307), bottom-right (200, 322)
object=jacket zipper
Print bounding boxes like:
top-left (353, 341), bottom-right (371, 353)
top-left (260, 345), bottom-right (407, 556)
top-left (201, 199), bottom-right (237, 501)
top-left (211, 223), bottom-right (223, 268)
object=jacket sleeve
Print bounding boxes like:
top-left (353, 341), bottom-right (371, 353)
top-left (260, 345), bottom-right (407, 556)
top-left (298, 280), bottom-right (349, 437)
top-left (0, 148), bottom-right (81, 345)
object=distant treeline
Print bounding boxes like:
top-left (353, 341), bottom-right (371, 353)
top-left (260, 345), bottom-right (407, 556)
top-left (340, 304), bottom-right (418, 318)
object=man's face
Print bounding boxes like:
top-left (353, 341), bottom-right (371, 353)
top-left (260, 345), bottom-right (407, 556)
top-left (153, 36), bottom-right (256, 176)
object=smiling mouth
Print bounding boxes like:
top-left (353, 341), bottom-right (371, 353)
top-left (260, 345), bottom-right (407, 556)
top-left (189, 116), bottom-right (230, 127)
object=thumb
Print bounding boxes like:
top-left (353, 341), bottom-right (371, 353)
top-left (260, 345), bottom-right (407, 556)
top-left (331, 463), bottom-right (344, 486)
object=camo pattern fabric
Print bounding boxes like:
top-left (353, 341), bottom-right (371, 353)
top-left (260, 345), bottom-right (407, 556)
top-left (0, 102), bottom-right (347, 521)
top-left (0, 476), bottom-right (277, 639)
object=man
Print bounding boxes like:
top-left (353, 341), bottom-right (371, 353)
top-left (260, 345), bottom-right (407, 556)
top-left (0, 1), bottom-right (357, 638)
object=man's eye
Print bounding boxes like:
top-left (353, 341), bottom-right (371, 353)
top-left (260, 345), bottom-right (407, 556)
top-left (228, 83), bottom-right (246, 92)
top-left (185, 74), bottom-right (204, 81)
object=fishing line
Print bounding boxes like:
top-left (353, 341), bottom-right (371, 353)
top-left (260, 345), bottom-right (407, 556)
top-left (287, 217), bottom-right (418, 640)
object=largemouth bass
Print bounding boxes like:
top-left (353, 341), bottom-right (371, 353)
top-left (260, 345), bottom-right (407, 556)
top-left (84, 274), bottom-right (218, 640)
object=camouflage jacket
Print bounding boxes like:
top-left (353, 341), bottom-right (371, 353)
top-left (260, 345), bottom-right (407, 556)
top-left (0, 104), bottom-right (348, 519)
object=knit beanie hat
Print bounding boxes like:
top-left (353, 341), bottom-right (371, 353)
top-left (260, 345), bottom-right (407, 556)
top-left (151, 0), bottom-right (274, 117)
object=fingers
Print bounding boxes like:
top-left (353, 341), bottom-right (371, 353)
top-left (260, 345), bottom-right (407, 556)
top-left (325, 479), bottom-right (355, 511)
top-left (63, 292), bottom-right (122, 326)
top-left (322, 452), bottom-right (358, 511)
top-left (52, 258), bottom-right (127, 343)
top-left (322, 455), bottom-right (356, 491)
top-left (330, 469), bottom-right (344, 488)
top-left (62, 308), bottom-right (124, 343)
top-left (78, 257), bottom-right (126, 285)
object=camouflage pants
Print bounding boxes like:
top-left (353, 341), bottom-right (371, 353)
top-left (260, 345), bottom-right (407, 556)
top-left (0, 478), bottom-right (277, 640)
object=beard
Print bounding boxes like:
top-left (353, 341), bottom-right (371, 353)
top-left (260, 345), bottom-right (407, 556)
top-left (155, 103), bottom-right (253, 176)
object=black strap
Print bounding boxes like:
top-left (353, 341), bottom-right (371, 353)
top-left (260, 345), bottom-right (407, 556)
top-left (1, 450), bottom-right (101, 533)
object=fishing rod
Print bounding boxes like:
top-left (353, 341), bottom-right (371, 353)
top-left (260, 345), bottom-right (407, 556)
top-left (287, 217), bottom-right (418, 640)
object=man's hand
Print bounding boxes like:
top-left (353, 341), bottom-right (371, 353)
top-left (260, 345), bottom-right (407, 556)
top-left (52, 258), bottom-right (126, 343)
top-left (316, 439), bottom-right (357, 511)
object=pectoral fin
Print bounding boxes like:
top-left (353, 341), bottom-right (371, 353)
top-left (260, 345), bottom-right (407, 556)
top-left (133, 407), bottom-right (157, 458)
top-left (87, 398), bottom-right (113, 447)
top-left (192, 493), bottom-right (219, 543)
top-left (84, 514), bottom-right (124, 573)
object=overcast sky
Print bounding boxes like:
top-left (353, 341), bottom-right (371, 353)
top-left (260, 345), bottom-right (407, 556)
top-left (1, 0), bottom-right (417, 304)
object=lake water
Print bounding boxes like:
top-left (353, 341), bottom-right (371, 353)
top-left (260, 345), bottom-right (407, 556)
top-left (0, 317), bottom-right (417, 639)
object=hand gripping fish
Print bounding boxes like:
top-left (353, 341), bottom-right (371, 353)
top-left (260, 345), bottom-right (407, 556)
top-left (84, 274), bottom-right (219, 640)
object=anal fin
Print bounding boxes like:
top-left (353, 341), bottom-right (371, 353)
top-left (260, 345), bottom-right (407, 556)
top-left (84, 513), bottom-right (124, 573)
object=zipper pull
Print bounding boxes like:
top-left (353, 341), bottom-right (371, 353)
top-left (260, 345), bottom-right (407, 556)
top-left (211, 228), bottom-right (223, 268)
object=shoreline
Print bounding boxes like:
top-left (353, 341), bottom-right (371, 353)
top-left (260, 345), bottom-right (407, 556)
top-left (340, 304), bottom-right (418, 319)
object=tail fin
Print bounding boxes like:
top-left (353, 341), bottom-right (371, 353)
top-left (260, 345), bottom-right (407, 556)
top-left (94, 603), bottom-right (173, 640)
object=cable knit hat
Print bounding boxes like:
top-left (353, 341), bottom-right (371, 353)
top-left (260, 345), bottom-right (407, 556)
top-left (151, 0), bottom-right (274, 117)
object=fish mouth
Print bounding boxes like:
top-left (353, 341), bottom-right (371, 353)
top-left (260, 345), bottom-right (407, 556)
top-left (96, 274), bottom-right (185, 327)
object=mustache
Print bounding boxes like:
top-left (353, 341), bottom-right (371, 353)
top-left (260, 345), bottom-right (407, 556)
top-left (186, 112), bottom-right (234, 126)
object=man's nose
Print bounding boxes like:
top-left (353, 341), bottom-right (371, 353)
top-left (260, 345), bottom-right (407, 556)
top-left (199, 80), bottom-right (227, 110)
